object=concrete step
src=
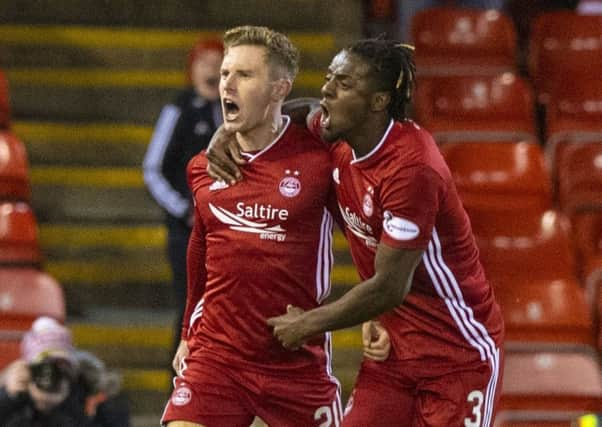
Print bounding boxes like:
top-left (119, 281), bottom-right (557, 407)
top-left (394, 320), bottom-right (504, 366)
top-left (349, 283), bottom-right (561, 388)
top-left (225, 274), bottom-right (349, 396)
top-left (69, 309), bottom-right (362, 417)
top-left (47, 256), bottom-right (357, 288)
top-left (30, 174), bottom-right (161, 223)
top-left (15, 121), bottom-right (150, 167)
top-left (0, 25), bottom-right (335, 70)
top-left (0, 0), bottom-right (334, 29)
top-left (2, 23), bottom-right (333, 123)
top-left (39, 223), bottom-right (350, 258)
top-left (39, 222), bottom-right (356, 281)
top-left (8, 71), bottom-right (321, 123)
top-left (38, 222), bottom-right (356, 311)
top-left (52, 264), bottom-right (357, 316)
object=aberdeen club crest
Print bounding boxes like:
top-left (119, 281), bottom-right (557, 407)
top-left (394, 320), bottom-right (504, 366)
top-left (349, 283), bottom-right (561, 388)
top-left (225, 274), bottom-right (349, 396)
top-left (279, 169), bottom-right (301, 198)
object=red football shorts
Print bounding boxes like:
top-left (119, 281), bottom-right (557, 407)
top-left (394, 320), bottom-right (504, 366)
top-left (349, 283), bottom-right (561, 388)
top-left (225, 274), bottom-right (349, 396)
top-left (161, 354), bottom-right (343, 427)
top-left (342, 347), bottom-right (504, 427)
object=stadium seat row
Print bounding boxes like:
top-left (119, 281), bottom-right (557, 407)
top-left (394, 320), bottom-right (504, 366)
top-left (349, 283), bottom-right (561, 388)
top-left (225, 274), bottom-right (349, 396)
top-left (411, 8), bottom-right (602, 422)
top-left (0, 73), bottom-right (66, 370)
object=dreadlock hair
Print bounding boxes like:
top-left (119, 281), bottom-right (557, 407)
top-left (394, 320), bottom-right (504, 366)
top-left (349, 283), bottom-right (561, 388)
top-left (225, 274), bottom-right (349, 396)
top-left (346, 38), bottom-right (416, 121)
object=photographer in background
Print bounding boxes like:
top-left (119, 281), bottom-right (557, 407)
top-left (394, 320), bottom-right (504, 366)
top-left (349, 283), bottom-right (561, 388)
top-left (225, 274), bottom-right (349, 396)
top-left (0, 317), bottom-right (130, 427)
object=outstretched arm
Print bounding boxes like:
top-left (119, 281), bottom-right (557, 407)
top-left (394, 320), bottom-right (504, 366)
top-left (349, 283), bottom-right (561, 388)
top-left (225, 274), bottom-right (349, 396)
top-left (267, 244), bottom-right (423, 349)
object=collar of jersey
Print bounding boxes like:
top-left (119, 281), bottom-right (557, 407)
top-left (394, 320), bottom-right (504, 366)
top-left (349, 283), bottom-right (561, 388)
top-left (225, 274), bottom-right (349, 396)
top-left (350, 119), bottom-right (394, 165)
top-left (240, 115), bottom-right (291, 162)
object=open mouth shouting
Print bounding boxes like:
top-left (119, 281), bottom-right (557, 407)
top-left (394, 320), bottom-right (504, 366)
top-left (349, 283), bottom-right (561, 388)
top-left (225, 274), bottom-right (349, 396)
top-left (319, 100), bottom-right (331, 129)
top-left (222, 98), bottom-right (240, 122)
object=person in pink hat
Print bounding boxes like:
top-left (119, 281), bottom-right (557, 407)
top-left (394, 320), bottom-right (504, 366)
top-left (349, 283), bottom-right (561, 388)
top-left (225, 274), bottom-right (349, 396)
top-left (0, 317), bottom-right (130, 427)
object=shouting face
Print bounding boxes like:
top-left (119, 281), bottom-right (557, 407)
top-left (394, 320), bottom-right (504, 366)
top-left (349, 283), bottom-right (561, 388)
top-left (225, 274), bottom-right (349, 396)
top-left (319, 50), bottom-right (377, 143)
top-left (219, 45), bottom-right (277, 134)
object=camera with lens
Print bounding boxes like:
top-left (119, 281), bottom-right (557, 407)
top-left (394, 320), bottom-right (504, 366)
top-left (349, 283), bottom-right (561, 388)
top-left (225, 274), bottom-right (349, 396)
top-left (29, 360), bottom-right (71, 393)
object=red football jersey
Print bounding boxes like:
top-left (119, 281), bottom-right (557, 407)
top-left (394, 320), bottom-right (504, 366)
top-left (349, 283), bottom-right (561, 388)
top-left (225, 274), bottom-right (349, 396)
top-left (326, 118), bottom-right (504, 366)
top-left (183, 118), bottom-right (339, 374)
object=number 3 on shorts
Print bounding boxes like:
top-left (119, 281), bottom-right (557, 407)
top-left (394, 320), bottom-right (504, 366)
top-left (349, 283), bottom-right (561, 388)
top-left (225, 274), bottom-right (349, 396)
top-left (464, 390), bottom-right (484, 427)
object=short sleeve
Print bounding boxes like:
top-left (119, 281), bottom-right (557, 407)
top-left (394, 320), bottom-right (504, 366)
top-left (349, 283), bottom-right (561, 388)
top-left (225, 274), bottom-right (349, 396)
top-left (379, 164), bottom-right (445, 250)
top-left (186, 151), bottom-right (208, 196)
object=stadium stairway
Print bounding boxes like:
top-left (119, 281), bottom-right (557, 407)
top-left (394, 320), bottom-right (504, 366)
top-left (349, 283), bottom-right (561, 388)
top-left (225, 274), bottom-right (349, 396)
top-left (0, 1), bottom-right (364, 423)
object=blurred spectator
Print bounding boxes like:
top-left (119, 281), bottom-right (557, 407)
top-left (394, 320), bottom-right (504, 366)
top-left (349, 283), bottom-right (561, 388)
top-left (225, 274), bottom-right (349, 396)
top-left (0, 317), bottom-right (129, 427)
top-left (397, 0), bottom-right (506, 40)
top-left (142, 38), bottom-right (224, 362)
top-left (577, 0), bottom-right (602, 13)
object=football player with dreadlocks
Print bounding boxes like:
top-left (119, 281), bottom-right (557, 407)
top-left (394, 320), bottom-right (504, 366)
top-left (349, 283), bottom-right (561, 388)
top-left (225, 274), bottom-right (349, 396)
top-left (208, 37), bottom-right (505, 426)
top-left (267, 38), bottom-right (505, 427)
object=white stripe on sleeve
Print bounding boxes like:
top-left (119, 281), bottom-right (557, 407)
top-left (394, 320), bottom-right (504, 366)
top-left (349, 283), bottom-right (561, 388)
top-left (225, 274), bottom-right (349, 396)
top-left (143, 104), bottom-right (189, 218)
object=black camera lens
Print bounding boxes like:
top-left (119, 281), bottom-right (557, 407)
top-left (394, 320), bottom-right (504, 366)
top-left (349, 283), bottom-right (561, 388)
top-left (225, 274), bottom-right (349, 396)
top-left (30, 361), bottom-right (65, 393)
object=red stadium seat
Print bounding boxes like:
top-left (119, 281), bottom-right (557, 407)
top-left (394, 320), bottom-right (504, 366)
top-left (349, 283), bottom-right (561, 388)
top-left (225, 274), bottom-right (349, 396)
top-left (472, 210), bottom-right (592, 346)
top-left (494, 278), bottom-right (592, 345)
top-left (574, 212), bottom-right (602, 353)
top-left (0, 201), bottom-right (41, 266)
top-left (555, 141), bottom-right (602, 214)
top-left (472, 210), bottom-right (575, 283)
top-left (440, 141), bottom-right (552, 214)
top-left (572, 212), bottom-right (602, 279)
top-left (0, 268), bottom-right (65, 369)
top-left (0, 131), bottom-right (31, 202)
top-left (546, 136), bottom-right (602, 207)
top-left (0, 340), bottom-right (21, 371)
top-left (500, 348), bottom-right (602, 412)
top-left (414, 74), bottom-right (537, 141)
top-left (529, 12), bottom-right (602, 106)
top-left (411, 7), bottom-right (518, 77)
top-left (0, 70), bottom-right (9, 129)
top-left (545, 78), bottom-right (602, 139)
top-left (583, 260), bottom-right (602, 354)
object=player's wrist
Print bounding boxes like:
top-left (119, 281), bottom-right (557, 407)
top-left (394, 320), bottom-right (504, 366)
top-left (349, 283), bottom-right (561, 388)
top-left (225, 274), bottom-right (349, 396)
top-left (298, 310), bottom-right (325, 340)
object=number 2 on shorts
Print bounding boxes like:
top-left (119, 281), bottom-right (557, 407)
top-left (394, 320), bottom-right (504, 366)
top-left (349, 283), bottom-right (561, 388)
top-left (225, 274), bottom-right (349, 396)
top-left (464, 390), bottom-right (484, 427)
top-left (314, 405), bottom-right (334, 427)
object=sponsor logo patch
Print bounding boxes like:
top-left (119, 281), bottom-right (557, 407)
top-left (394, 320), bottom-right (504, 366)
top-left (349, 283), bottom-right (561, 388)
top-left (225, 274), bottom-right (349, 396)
top-left (339, 204), bottom-right (377, 247)
top-left (209, 203), bottom-right (287, 241)
top-left (172, 386), bottom-right (192, 406)
top-left (382, 211), bottom-right (420, 241)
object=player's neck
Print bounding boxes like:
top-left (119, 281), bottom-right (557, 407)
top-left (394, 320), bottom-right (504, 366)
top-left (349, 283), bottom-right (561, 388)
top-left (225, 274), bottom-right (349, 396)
top-left (348, 114), bottom-right (391, 158)
top-left (237, 111), bottom-right (285, 152)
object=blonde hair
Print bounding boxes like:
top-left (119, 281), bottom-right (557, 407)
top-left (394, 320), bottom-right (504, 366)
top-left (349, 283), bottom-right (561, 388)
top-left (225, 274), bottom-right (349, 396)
top-left (223, 25), bottom-right (299, 80)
